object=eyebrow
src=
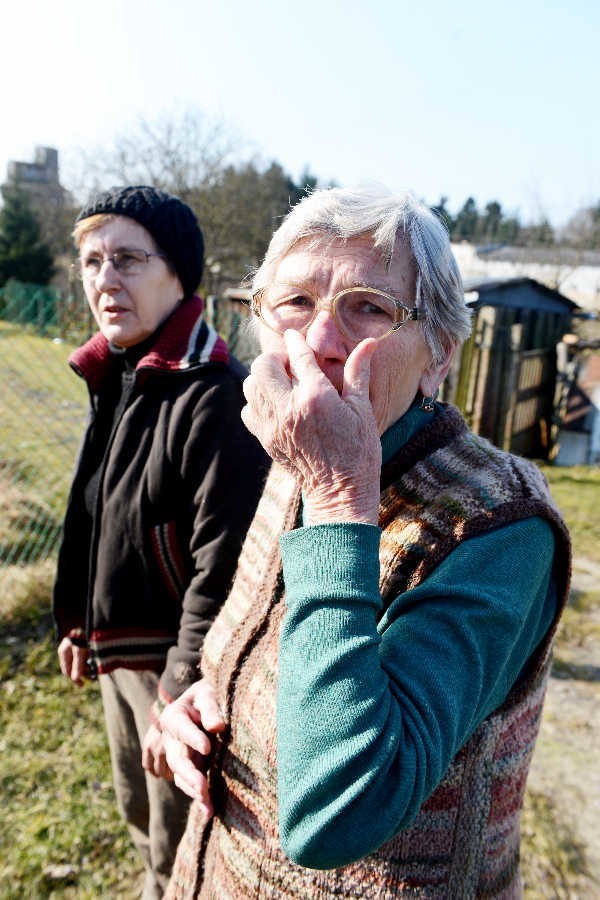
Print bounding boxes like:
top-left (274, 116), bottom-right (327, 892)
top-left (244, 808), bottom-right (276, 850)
top-left (346, 279), bottom-right (402, 294)
top-left (276, 277), bottom-right (399, 294)
top-left (82, 246), bottom-right (151, 256)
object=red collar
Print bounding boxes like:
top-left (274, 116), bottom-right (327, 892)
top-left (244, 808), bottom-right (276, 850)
top-left (69, 295), bottom-right (229, 392)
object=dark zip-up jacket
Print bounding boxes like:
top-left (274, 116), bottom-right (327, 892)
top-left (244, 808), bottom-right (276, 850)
top-left (53, 296), bottom-right (268, 705)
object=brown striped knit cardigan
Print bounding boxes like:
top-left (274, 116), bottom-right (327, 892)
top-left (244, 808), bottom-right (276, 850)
top-left (167, 405), bottom-right (571, 899)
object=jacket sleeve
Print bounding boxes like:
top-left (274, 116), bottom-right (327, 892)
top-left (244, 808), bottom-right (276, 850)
top-left (157, 369), bottom-right (269, 706)
top-left (276, 517), bottom-right (557, 869)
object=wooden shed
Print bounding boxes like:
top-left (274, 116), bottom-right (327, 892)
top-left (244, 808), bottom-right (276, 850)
top-left (442, 277), bottom-right (577, 459)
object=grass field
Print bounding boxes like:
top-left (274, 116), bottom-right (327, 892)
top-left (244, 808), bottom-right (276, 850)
top-left (0, 323), bottom-right (87, 579)
top-left (1, 325), bottom-right (599, 897)
top-left (0, 327), bottom-right (142, 897)
top-left (0, 612), bottom-right (142, 898)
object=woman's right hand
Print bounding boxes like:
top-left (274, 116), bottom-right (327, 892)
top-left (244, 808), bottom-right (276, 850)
top-left (57, 637), bottom-right (89, 686)
top-left (160, 679), bottom-right (227, 816)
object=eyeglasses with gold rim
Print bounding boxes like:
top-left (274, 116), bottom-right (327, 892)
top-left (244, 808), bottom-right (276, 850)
top-left (251, 283), bottom-right (423, 343)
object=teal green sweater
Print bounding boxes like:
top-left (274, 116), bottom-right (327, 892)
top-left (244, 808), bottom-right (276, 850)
top-left (277, 403), bottom-right (556, 868)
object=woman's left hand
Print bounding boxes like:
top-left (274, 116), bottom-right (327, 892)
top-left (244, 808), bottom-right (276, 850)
top-left (142, 723), bottom-right (173, 780)
top-left (241, 330), bottom-right (381, 525)
top-left (160, 679), bottom-right (226, 815)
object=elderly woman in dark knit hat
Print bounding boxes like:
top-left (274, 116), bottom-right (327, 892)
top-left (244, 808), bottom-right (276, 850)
top-left (53, 185), bottom-right (267, 898)
top-left (160, 185), bottom-right (570, 899)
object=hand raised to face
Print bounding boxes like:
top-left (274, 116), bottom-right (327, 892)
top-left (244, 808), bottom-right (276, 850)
top-left (241, 330), bottom-right (382, 526)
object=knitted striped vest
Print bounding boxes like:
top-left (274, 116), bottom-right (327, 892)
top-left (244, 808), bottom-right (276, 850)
top-left (167, 406), bottom-right (570, 900)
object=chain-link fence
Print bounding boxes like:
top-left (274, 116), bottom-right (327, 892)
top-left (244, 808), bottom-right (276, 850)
top-left (0, 280), bottom-right (93, 604)
top-left (0, 280), bottom-right (258, 606)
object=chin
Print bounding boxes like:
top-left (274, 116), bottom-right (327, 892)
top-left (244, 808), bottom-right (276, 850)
top-left (101, 326), bottom-right (143, 349)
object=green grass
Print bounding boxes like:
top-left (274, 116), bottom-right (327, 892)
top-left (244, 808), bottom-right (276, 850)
top-left (520, 463), bottom-right (600, 895)
top-left (0, 324), bottom-right (87, 581)
top-left (0, 326), bottom-right (142, 897)
top-left (539, 463), bottom-right (600, 562)
top-left (0, 323), bottom-right (87, 518)
top-left (0, 606), bottom-right (143, 899)
top-left (538, 463), bottom-right (600, 653)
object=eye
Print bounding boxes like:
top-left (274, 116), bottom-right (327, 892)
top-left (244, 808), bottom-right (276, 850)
top-left (361, 301), bottom-right (389, 315)
top-left (266, 287), bottom-right (315, 313)
top-left (82, 254), bottom-right (102, 272)
top-left (114, 251), bottom-right (142, 272)
top-left (280, 294), bottom-right (313, 309)
top-left (342, 291), bottom-right (395, 319)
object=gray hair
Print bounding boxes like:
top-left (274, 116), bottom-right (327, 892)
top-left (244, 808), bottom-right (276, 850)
top-left (252, 185), bottom-right (471, 362)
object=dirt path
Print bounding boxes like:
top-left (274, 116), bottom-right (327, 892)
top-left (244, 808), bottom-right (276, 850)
top-left (524, 556), bottom-right (600, 897)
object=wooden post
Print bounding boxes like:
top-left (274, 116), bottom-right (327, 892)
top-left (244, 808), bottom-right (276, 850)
top-left (500, 323), bottom-right (524, 451)
top-left (470, 307), bottom-right (497, 438)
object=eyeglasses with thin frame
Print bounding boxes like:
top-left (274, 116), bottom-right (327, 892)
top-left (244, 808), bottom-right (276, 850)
top-left (251, 284), bottom-right (424, 343)
top-left (75, 248), bottom-right (167, 282)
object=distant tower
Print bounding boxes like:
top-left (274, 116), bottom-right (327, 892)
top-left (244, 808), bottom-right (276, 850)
top-left (3, 145), bottom-right (73, 258)
top-left (5, 146), bottom-right (66, 210)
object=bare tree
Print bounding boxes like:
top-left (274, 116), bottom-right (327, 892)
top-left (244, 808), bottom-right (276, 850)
top-left (560, 203), bottom-right (600, 251)
top-left (65, 108), bottom-right (244, 204)
top-left (60, 108), bottom-right (321, 287)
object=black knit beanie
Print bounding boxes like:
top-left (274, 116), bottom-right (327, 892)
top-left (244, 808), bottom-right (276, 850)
top-left (76, 185), bottom-right (204, 300)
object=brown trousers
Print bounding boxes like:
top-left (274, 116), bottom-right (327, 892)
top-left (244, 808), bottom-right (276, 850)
top-left (100, 669), bottom-right (191, 899)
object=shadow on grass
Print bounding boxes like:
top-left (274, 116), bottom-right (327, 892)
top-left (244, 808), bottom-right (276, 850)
top-left (0, 561), bottom-right (55, 678)
top-left (569, 587), bottom-right (600, 613)
top-left (552, 656), bottom-right (600, 683)
top-left (0, 609), bottom-right (54, 678)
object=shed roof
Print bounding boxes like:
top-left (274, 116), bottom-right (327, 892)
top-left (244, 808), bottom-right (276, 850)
top-left (463, 276), bottom-right (578, 313)
top-left (474, 244), bottom-right (600, 267)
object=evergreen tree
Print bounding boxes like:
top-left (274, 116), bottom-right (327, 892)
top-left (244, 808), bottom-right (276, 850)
top-left (194, 161), bottom-right (324, 285)
top-left (497, 215), bottom-right (522, 245)
top-left (478, 201), bottom-right (503, 242)
top-left (431, 196), bottom-right (454, 233)
top-left (518, 217), bottom-right (554, 247)
top-left (452, 197), bottom-right (479, 241)
top-left (287, 167), bottom-right (319, 208)
top-left (0, 183), bottom-right (55, 286)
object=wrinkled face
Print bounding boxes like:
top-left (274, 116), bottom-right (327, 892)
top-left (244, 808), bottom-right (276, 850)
top-left (257, 235), bottom-right (452, 433)
top-left (78, 217), bottom-right (184, 348)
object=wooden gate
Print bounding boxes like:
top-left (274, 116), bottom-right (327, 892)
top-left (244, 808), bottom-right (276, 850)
top-left (450, 306), bottom-right (558, 458)
top-left (506, 348), bottom-right (556, 457)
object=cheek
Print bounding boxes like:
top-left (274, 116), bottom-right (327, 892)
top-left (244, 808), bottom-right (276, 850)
top-left (258, 325), bottom-right (285, 355)
top-left (371, 344), bottom-right (413, 395)
top-left (84, 287), bottom-right (100, 316)
top-left (369, 340), bottom-right (428, 428)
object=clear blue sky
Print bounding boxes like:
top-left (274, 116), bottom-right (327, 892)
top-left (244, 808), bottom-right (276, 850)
top-left (2, 0), bottom-right (597, 226)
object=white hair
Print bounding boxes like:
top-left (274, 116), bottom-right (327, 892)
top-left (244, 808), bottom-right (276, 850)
top-left (252, 185), bottom-right (471, 362)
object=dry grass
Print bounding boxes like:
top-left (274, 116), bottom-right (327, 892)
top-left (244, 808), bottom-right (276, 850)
top-left (0, 559), bottom-right (56, 625)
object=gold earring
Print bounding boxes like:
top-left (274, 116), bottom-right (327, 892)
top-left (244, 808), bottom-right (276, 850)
top-left (420, 390), bottom-right (438, 413)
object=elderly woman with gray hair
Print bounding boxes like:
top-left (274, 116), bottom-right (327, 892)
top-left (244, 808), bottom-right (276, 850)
top-left (161, 185), bottom-right (570, 899)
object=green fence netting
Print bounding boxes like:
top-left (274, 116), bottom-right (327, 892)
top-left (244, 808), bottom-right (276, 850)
top-left (0, 281), bottom-right (258, 602)
top-left (0, 280), bottom-right (93, 600)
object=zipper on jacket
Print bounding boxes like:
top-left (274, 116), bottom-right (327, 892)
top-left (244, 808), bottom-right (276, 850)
top-left (84, 366), bottom-right (138, 658)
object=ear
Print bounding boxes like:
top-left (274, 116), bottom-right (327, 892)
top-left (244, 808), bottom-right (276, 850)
top-left (418, 342), bottom-right (457, 397)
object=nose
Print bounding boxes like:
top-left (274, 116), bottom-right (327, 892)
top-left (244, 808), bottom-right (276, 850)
top-left (304, 308), bottom-right (349, 362)
top-left (94, 258), bottom-right (121, 292)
